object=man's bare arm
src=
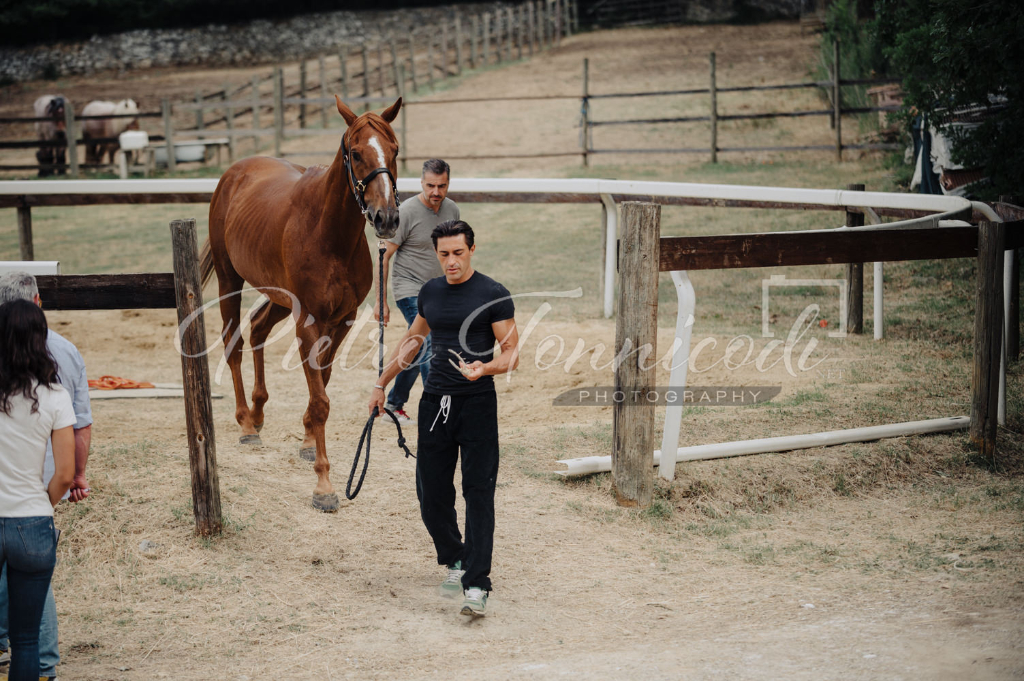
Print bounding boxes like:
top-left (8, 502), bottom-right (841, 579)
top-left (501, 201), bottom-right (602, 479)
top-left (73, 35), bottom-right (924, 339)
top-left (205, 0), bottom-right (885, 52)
top-left (68, 424), bottom-right (91, 502)
top-left (368, 314), bottom-right (432, 416)
top-left (462, 318), bottom-right (520, 380)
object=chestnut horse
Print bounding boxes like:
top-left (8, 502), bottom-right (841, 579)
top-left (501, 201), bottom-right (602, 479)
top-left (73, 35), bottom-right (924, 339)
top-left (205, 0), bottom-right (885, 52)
top-left (207, 96), bottom-right (402, 512)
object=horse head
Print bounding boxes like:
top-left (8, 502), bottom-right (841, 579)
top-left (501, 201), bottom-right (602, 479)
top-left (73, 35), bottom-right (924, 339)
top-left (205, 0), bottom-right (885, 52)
top-left (46, 96), bottom-right (67, 133)
top-left (335, 96), bottom-right (403, 240)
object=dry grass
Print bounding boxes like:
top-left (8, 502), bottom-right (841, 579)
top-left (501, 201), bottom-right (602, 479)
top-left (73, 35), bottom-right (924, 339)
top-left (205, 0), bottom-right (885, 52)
top-left (0, 20), bottom-right (1022, 681)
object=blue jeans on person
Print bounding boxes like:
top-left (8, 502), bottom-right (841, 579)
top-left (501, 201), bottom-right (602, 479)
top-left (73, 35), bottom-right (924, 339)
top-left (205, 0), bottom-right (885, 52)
top-left (0, 516), bottom-right (57, 681)
top-left (0, 565), bottom-right (59, 678)
top-left (387, 296), bottom-right (431, 412)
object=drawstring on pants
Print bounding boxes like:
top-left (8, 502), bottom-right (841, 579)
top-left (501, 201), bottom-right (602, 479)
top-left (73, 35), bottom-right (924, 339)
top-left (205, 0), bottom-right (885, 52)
top-left (430, 395), bottom-right (451, 432)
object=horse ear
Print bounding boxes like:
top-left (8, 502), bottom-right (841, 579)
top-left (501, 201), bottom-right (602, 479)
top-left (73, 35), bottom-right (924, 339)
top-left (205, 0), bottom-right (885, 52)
top-left (380, 97), bottom-right (402, 124)
top-left (336, 95), bottom-right (358, 127)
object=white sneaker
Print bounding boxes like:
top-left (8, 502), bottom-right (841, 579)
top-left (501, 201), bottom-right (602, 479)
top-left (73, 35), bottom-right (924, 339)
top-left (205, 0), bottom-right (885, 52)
top-left (440, 560), bottom-right (464, 597)
top-left (391, 408), bottom-right (415, 425)
top-left (461, 587), bottom-right (488, 616)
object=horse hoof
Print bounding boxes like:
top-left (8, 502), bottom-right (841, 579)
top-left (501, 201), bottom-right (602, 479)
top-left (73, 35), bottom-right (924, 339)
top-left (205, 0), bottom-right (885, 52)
top-left (239, 434), bottom-right (262, 446)
top-left (312, 493), bottom-right (341, 513)
top-left (299, 447), bottom-right (316, 462)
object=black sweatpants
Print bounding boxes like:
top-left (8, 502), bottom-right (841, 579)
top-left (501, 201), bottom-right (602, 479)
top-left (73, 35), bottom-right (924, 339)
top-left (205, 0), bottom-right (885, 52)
top-left (416, 390), bottom-right (500, 592)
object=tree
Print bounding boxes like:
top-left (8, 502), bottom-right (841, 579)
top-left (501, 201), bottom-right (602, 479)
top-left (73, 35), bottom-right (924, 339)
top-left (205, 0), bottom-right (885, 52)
top-left (873, 0), bottom-right (1024, 199)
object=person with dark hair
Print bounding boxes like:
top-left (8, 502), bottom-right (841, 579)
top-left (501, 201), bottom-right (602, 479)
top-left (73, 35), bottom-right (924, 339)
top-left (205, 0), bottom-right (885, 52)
top-left (369, 220), bottom-right (518, 618)
top-left (373, 158), bottom-right (459, 425)
top-left (0, 299), bottom-right (75, 681)
top-left (0, 271), bottom-right (92, 681)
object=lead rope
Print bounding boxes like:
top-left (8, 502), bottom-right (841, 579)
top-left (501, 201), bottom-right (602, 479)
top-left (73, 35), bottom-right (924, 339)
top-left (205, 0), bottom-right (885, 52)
top-left (346, 240), bottom-right (414, 500)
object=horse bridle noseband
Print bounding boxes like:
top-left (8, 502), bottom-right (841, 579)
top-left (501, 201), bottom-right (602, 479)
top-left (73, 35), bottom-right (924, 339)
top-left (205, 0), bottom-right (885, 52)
top-left (341, 129), bottom-right (399, 216)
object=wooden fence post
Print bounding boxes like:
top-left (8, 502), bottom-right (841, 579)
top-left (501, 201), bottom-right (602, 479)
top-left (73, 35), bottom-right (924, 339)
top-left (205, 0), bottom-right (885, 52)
top-left (483, 13), bottom-right (491, 65)
top-left (170, 218), bottom-right (223, 537)
top-left (362, 45), bottom-right (371, 98)
top-left (834, 38), bottom-right (842, 162)
top-left (319, 56), bottom-right (329, 128)
top-left (251, 76), bottom-right (261, 154)
top-left (273, 67), bottom-right (283, 157)
top-left (455, 17), bottom-right (464, 74)
top-left (375, 40), bottom-right (384, 94)
top-left (64, 103), bottom-right (78, 177)
top-left (195, 90), bottom-right (204, 130)
top-left (517, 5), bottom-right (524, 60)
top-left (17, 204), bottom-right (33, 261)
top-left (528, 1), bottom-right (535, 56)
top-left (573, 0), bottom-right (580, 32)
top-left (441, 23), bottom-right (449, 77)
top-left (555, 0), bottom-right (563, 47)
top-left (427, 37), bottom-right (435, 88)
top-left (390, 39), bottom-right (401, 96)
top-left (408, 34), bottom-right (418, 92)
top-left (971, 220), bottom-right (1005, 463)
top-left (845, 183), bottom-right (865, 333)
top-left (613, 202), bottom-right (659, 509)
top-left (709, 51), bottom-right (718, 164)
top-left (299, 59), bottom-right (307, 129)
top-left (581, 58), bottom-right (589, 167)
top-left (340, 48), bottom-right (350, 101)
top-left (563, 0), bottom-right (572, 36)
top-left (161, 98), bottom-right (175, 174)
top-left (224, 82), bottom-right (235, 165)
top-left (495, 11), bottom-right (503, 63)
top-left (471, 15), bottom-right (479, 69)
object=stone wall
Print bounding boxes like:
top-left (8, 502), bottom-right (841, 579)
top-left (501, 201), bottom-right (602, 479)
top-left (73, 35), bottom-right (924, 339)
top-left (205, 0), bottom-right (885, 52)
top-left (0, 3), bottom-right (508, 84)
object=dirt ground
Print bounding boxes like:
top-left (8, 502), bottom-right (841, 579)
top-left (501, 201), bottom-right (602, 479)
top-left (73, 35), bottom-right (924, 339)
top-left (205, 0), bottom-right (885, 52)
top-left (2, 20), bottom-right (1022, 681)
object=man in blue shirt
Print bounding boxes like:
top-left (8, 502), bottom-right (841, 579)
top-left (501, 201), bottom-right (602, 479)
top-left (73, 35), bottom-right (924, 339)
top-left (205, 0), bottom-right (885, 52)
top-left (0, 271), bottom-right (93, 680)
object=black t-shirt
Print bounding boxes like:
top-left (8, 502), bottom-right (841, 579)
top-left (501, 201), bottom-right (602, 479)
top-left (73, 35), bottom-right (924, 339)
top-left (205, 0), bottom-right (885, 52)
top-left (417, 271), bottom-right (515, 395)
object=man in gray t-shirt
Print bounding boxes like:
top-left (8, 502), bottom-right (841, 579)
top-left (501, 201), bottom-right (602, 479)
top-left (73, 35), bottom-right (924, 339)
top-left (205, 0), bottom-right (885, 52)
top-left (374, 159), bottom-right (459, 423)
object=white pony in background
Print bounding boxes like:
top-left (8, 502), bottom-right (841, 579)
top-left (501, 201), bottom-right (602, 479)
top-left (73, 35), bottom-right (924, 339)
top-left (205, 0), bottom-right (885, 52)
top-left (81, 99), bottom-right (139, 165)
top-left (33, 94), bottom-right (69, 176)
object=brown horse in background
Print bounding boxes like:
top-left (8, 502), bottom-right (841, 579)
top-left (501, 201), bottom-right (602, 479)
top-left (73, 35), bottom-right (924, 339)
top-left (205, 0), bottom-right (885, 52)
top-left (207, 96), bottom-right (402, 512)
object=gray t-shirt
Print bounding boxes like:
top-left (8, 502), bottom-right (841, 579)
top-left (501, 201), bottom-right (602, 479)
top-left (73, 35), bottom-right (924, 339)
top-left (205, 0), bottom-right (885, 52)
top-left (389, 195), bottom-right (459, 301)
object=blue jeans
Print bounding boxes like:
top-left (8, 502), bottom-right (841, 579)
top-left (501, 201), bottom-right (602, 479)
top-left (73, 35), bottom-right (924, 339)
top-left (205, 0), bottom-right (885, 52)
top-left (0, 516), bottom-right (57, 681)
top-left (387, 296), bottom-right (431, 411)
top-left (0, 566), bottom-right (59, 678)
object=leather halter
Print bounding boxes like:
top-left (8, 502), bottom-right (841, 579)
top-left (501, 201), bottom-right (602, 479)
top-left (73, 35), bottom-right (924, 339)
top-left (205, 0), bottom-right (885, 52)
top-left (341, 126), bottom-right (399, 216)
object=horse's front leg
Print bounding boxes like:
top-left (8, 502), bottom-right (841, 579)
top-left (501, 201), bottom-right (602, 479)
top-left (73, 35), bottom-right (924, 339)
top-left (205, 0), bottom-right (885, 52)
top-left (297, 322), bottom-right (339, 512)
top-left (249, 299), bottom-right (291, 435)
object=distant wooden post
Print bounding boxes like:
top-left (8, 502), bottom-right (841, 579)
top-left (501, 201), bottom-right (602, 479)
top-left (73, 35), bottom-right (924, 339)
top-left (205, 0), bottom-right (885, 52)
top-left (441, 23), bottom-right (449, 77)
top-left (845, 183), bottom-right (865, 333)
top-left (340, 49), bottom-right (350, 101)
top-left (64, 103), bottom-right (78, 177)
top-left (470, 15), bottom-right (479, 68)
top-left (170, 218), bottom-right (223, 537)
top-left (194, 90), bottom-right (204, 130)
top-left (161, 98), bottom-right (175, 174)
top-left (319, 56), bottom-right (329, 128)
top-left (495, 12), bottom-right (503, 63)
top-left (834, 38), bottom-right (842, 162)
top-left (581, 58), bottom-right (589, 167)
top-left (362, 45), bottom-right (371, 97)
top-left (971, 221), bottom-right (1005, 463)
top-left (555, 0), bottom-right (563, 47)
top-left (483, 13), bottom-right (491, 65)
top-left (273, 67), bottom-right (283, 157)
top-left (517, 5), bottom-right (524, 59)
top-left (455, 17), bottom-right (464, 73)
top-left (251, 76), bottom-right (261, 154)
top-left (427, 37), bottom-right (435, 88)
top-left (613, 202), bottom-right (659, 509)
top-left (224, 82), bottom-right (235, 165)
top-left (390, 39), bottom-right (400, 95)
top-left (17, 204), bottom-right (32, 261)
top-left (572, 0), bottom-right (580, 32)
top-left (528, 1), bottom-right (535, 55)
top-left (408, 34), bottom-right (418, 92)
top-left (709, 52), bottom-right (718, 164)
top-left (377, 40), bottom-right (385, 94)
top-left (507, 7), bottom-right (515, 60)
top-left (299, 60), bottom-right (308, 129)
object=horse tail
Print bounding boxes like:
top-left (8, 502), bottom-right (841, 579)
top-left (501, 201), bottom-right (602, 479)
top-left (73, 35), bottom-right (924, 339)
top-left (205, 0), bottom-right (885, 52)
top-left (199, 237), bottom-right (216, 288)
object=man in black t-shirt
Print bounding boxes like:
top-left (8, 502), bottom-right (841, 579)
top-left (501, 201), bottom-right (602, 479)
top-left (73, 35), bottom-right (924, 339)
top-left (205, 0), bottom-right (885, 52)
top-left (369, 220), bottom-right (518, 618)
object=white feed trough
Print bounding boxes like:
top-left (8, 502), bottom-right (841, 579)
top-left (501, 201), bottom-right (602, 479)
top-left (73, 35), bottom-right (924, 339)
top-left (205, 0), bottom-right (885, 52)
top-left (0, 261), bottom-right (60, 275)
